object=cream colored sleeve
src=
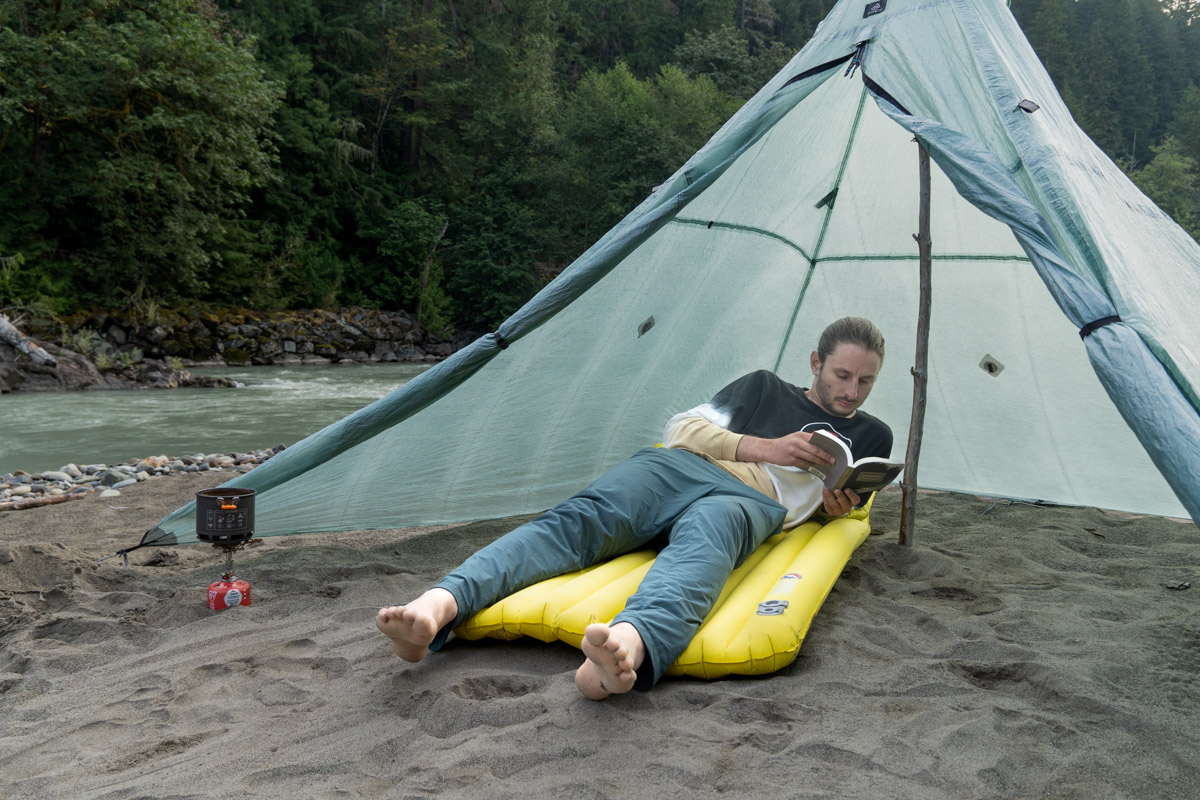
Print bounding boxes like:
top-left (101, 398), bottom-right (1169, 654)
top-left (662, 412), bottom-right (744, 461)
top-left (662, 412), bottom-right (777, 500)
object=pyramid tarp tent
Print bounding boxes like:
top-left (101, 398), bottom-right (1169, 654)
top-left (141, 0), bottom-right (1200, 548)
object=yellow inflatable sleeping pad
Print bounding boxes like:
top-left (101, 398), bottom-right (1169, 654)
top-left (455, 504), bottom-right (872, 679)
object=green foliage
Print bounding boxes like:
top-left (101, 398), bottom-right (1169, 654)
top-left (0, 248), bottom-right (73, 313)
top-left (117, 347), bottom-right (144, 366)
top-left (1163, 0), bottom-right (1200, 19)
top-left (772, 0), bottom-right (837, 49)
top-left (1132, 137), bottom-right (1200, 239)
top-left (1168, 85), bottom-right (1200, 167)
top-left (0, 0), bottom-right (282, 306)
top-left (550, 62), bottom-right (738, 254)
top-left (444, 166), bottom-right (542, 331)
top-left (376, 200), bottom-right (452, 333)
top-left (1, 0), bottom-right (1199, 331)
top-left (560, 0), bottom-right (735, 76)
top-left (0, 251), bottom-right (25, 308)
top-left (61, 327), bottom-right (101, 359)
top-left (204, 0), bottom-right (352, 307)
top-left (672, 24), bottom-right (791, 98)
top-left (1027, 0), bottom-right (1079, 108)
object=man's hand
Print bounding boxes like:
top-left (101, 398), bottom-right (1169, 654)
top-left (735, 431), bottom-right (837, 469)
top-left (737, 433), bottom-right (862, 515)
top-left (821, 487), bottom-right (861, 517)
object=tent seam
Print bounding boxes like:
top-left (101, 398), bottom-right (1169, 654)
top-left (772, 80), bottom-right (870, 374)
top-left (820, 253), bottom-right (1028, 263)
top-left (672, 217), bottom-right (1030, 264)
top-left (671, 217), bottom-right (813, 262)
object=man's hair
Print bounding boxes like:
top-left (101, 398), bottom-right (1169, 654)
top-left (817, 317), bottom-right (885, 364)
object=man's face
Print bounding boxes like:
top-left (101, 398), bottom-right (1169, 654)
top-left (808, 343), bottom-right (882, 418)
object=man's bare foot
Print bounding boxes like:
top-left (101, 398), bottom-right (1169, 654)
top-left (575, 621), bottom-right (645, 700)
top-left (376, 588), bottom-right (459, 662)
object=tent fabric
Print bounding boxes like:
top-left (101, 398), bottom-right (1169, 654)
top-left (141, 0), bottom-right (1199, 548)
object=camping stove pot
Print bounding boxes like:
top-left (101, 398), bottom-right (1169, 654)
top-left (195, 488), bottom-right (256, 544)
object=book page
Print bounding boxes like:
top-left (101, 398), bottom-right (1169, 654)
top-left (843, 460), bottom-right (905, 493)
top-left (806, 430), bottom-right (851, 489)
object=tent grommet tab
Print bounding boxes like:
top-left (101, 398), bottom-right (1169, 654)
top-left (1079, 315), bottom-right (1121, 340)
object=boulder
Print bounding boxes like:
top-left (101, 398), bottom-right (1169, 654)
top-left (0, 339), bottom-right (118, 392)
top-left (0, 319), bottom-right (235, 393)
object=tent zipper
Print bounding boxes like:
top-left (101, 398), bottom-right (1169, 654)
top-left (845, 41), bottom-right (868, 77)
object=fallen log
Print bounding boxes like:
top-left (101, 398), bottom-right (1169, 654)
top-left (0, 492), bottom-right (88, 512)
top-left (0, 313), bottom-right (57, 367)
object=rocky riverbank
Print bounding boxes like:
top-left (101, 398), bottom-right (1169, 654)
top-left (2, 306), bottom-right (471, 392)
top-left (45, 306), bottom-right (471, 366)
top-left (0, 447), bottom-right (282, 511)
top-left (0, 319), bottom-right (238, 393)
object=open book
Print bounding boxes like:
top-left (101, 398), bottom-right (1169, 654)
top-left (804, 430), bottom-right (906, 494)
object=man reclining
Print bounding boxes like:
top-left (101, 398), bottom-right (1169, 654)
top-left (377, 317), bottom-right (892, 699)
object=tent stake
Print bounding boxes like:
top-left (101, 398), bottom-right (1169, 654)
top-left (900, 141), bottom-right (933, 547)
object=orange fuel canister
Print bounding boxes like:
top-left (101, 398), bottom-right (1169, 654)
top-left (207, 578), bottom-right (252, 610)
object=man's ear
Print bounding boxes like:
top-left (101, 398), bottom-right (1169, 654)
top-left (810, 351), bottom-right (821, 377)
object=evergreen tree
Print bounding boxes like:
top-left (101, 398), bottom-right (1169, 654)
top-left (3, 0), bottom-right (1197, 321)
top-left (1132, 0), bottom-right (1190, 157)
top-left (1167, 84), bottom-right (1200, 167)
top-left (1132, 136), bottom-right (1200, 239)
top-left (1027, 0), bottom-right (1080, 109)
top-left (550, 62), bottom-right (736, 256)
top-left (209, 0), bottom-right (352, 308)
top-left (378, 199), bottom-right (452, 332)
top-left (672, 23), bottom-right (791, 98)
top-left (772, 0), bottom-right (835, 49)
top-left (1073, 0), bottom-right (1157, 165)
top-left (0, 0), bottom-right (281, 310)
top-left (1073, 20), bottom-right (1124, 156)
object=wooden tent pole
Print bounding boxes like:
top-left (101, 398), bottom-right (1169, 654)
top-left (900, 141), bottom-right (932, 547)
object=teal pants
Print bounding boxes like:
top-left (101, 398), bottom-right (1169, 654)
top-left (433, 447), bottom-right (787, 688)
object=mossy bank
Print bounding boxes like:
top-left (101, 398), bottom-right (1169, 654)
top-left (34, 306), bottom-right (472, 367)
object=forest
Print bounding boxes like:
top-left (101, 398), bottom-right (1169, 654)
top-left (2, 0), bottom-right (1198, 333)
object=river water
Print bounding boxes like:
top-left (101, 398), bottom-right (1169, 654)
top-left (1, 362), bottom-right (431, 475)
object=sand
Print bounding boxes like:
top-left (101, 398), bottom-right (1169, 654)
top-left (1, 471), bottom-right (1197, 799)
